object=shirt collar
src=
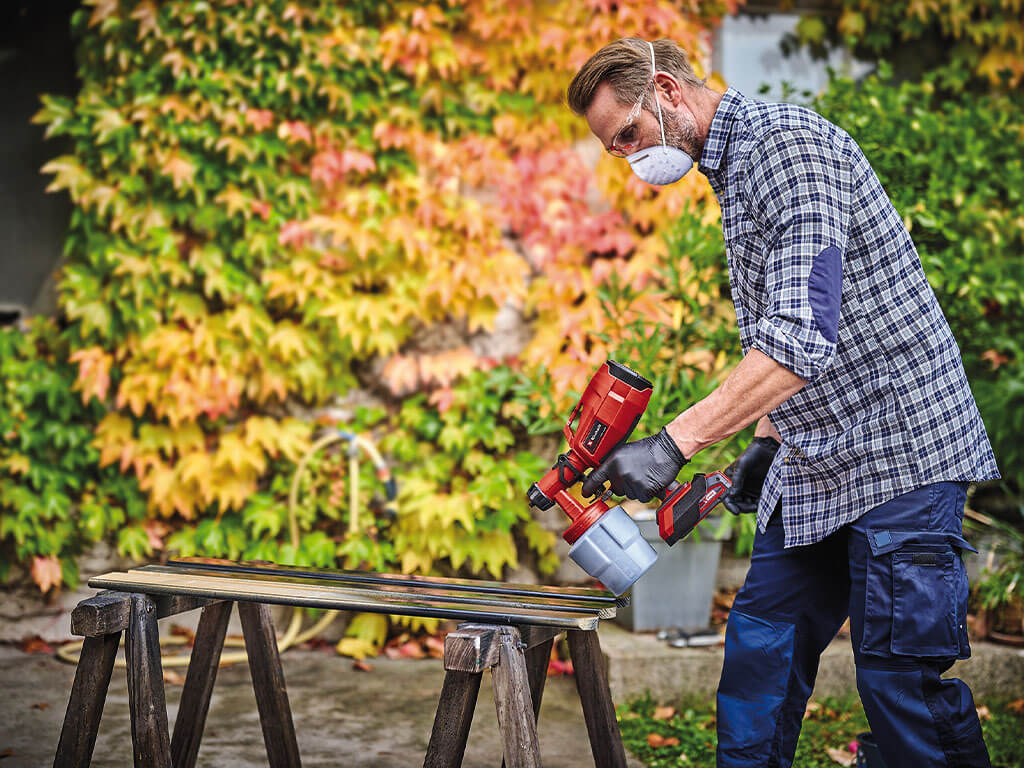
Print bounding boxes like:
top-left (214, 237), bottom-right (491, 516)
top-left (699, 87), bottom-right (745, 173)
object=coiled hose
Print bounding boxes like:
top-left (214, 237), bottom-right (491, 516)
top-left (56, 427), bottom-right (395, 667)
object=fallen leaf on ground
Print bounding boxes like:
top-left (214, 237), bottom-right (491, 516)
top-left (1006, 698), bottom-right (1024, 714)
top-left (169, 624), bottom-right (195, 645)
top-left (18, 636), bottom-right (53, 655)
top-left (352, 660), bottom-right (374, 672)
top-left (646, 733), bottom-right (680, 748)
top-left (30, 702), bottom-right (49, 711)
top-left (395, 640), bottom-right (427, 659)
top-left (162, 670), bottom-right (185, 685)
top-left (652, 706), bottom-right (676, 720)
top-left (826, 746), bottom-right (856, 766)
top-left (976, 705), bottom-right (991, 720)
top-left (423, 635), bottom-right (445, 659)
top-left (804, 701), bottom-right (821, 719)
top-left (0, 749), bottom-right (12, 759)
top-left (548, 658), bottom-right (573, 676)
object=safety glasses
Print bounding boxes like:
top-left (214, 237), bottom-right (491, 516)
top-left (607, 78), bottom-right (653, 158)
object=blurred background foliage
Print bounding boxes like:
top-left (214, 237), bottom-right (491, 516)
top-left (1, 0), bottom-right (1022, 614)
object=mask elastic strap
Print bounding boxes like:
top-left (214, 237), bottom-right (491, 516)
top-left (648, 41), bottom-right (667, 147)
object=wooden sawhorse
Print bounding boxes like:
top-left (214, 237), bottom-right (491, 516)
top-left (54, 560), bottom-right (628, 767)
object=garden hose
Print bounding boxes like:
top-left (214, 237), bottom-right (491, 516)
top-left (56, 426), bottom-right (395, 668)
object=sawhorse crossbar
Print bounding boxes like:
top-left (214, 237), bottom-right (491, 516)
top-left (54, 560), bottom-right (629, 767)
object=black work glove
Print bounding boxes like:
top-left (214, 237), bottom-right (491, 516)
top-left (722, 436), bottom-right (781, 516)
top-left (580, 428), bottom-right (688, 504)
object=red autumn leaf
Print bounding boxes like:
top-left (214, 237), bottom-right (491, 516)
top-left (981, 349), bottom-right (1009, 369)
top-left (244, 108), bottom-right (274, 132)
top-left (428, 386), bottom-right (455, 414)
top-left (19, 635), bottom-right (52, 655)
top-left (352, 659), bottom-right (375, 672)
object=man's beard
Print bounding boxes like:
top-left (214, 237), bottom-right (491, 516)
top-left (663, 109), bottom-right (700, 160)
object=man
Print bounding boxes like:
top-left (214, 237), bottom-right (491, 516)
top-left (569, 38), bottom-right (1000, 767)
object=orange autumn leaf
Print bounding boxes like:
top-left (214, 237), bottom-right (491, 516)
top-left (31, 556), bottom-right (62, 594)
top-left (646, 733), bottom-right (681, 748)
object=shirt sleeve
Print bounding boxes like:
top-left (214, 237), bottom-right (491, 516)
top-left (740, 127), bottom-right (852, 383)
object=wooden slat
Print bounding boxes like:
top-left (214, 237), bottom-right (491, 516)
top-left (71, 590), bottom-right (214, 638)
top-left (88, 571), bottom-right (599, 630)
top-left (168, 556), bottom-right (627, 607)
top-left (143, 564), bottom-right (616, 619)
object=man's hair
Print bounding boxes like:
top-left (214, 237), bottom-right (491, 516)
top-left (566, 37), bottom-right (706, 116)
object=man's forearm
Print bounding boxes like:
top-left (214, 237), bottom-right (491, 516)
top-left (664, 349), bottom-right (805, 459)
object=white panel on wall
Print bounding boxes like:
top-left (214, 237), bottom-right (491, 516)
top-left (712, 13), bottom-right (873, 102)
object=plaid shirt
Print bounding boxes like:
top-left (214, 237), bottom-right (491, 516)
top-left (698, 88), bottom-right (1000, 547)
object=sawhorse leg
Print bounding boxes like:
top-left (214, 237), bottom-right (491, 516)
top-left (426, 624), bottom-right (560, 768)
top-left (171, 600), bottom-right (234, 768)
top-left (238, 601), bottom-right (302, 768)
top-left (567, 629), bottom-right (627, 768)
top-left (125, 593), bottom-right (172, 768)
top-left (53, 632), bottom-right (121, 768)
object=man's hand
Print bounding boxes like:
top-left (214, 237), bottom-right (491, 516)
top-left (580, 428), bottom-right (688, 503)
top-left (722, 436), bottom-right (780, 515)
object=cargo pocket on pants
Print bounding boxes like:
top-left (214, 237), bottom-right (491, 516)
top-left (860, 529), bottom-right (977, 659)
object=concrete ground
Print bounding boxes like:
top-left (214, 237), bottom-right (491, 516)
top-left (0, 639), bottom-right (645, 768)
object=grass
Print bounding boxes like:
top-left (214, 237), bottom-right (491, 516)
top-left (616, 694), bottom-right (1024, 767)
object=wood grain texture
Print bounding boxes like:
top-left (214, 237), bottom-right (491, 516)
top-left (170, 600), bottom-right (233, 768)
top-left (169, 557), bottom-right (626, 606)
top-left (501, 636), bottom-right (554, 768)
top-left (422, 669), bottom-right (483, 768)
top-left (491, 627), bottom-right (542, 768)
top-left (125, 594), bottom-right (172, 768)
top-left (444, 623), bottom-right (561, 673)
top-left (145, 564), bottom-right (617, 618)
top-left (71, 590), bottom-right (213, 637)
top-left (238, 601), bottom-right (301, 768)
top-left (566, 629), bottom-right (627, 768)
top-left (53, 631), bottom-right (121, 768)
top-left (89, 570), bottom-right (599, 629)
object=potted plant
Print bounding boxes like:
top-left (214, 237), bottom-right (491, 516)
top-left (973, 545), bottom-right (1024, 646)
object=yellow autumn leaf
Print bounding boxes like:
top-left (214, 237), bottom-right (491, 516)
top-left (211, 468), bottom-right (259, 512)
top-left (335, 637), bottom-right (380, 660)
top-left (3, 454), bottom-right (31, 476)
top-left (94, 413), bottom-right (135, 470)
top-left (214, 432), bottom-right (267, 476)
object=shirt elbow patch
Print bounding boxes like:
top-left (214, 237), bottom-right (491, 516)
top-left (808, 245), bottom-right (842, 344)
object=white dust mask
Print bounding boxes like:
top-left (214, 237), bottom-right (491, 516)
top-left (625, 41), bottom-right (694, 186)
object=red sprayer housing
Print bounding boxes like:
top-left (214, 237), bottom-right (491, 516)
top-left (526, 361), bottom-right (652, 542)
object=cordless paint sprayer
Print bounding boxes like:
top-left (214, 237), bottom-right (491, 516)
top-left (527, 360), bottom-right (731, 595)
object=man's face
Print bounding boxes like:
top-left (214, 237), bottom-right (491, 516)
top-left (585, 80), bottom-right (700, 161)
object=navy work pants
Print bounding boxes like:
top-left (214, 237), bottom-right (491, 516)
top-left (716, 482), bottom-right (991, 767)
